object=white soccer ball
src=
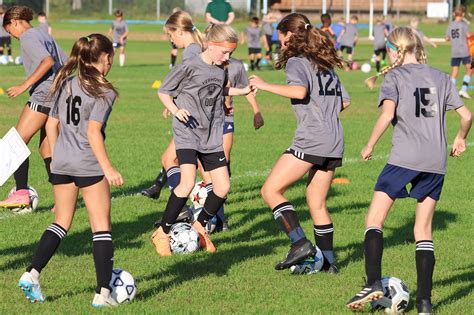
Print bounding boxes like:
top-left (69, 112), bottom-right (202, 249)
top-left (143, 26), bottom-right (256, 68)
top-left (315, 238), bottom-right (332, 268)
top-left (289, 246), bottom-right (324, 275)
top-left (0, 55), bottom-right (8, 65)
top-left (190, 181), bottom-right (208, 209)
top-left (109, 268), bottom-right (137, 303)
top-left (8, 186), bottom-right (39, 214)
top-left (169, 222), bottom-right (200, 254)
top-left (371, 277), bottom-right (410, 313)
top-left (361, 63), bottom-right (371, 73)
top-left (15, 56), bottom-right (23, 65)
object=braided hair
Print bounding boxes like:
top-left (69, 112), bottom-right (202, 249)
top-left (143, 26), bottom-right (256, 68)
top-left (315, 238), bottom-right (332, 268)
top-left (365, 27), bottom-right (427, 89)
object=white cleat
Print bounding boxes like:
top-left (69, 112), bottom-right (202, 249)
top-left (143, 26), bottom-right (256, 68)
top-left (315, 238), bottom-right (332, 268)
top-left (92, 287), bottom-right (118, 308)
top-left (18, 272), bottom-right (45, 303)
top-left (459, 90), bottom-right (471, 99)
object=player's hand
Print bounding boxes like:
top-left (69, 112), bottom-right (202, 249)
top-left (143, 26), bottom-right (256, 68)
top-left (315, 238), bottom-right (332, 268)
top-left (253, 112), bottom-right (264, 129)
top-left (450, 137), bottom-right (466, 157)
top-left (7, 84), bottom-right (28, 99)
top-left (249, 75), bottom-right (268, 91)
top-left (162, 108), bottom-right (171, 119)
top-left (104, 167), bottom-right (124, 186)
top-left (174, 108), bottom-right (190, 123)
top-left (361, 145), bottom-right (374, 160)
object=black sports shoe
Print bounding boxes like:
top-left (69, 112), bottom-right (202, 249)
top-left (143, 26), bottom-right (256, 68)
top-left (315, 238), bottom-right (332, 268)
top-left (417, 299), bottom-right (433, 315)
top-left (275, 239), bottom-right (316, 270)
top-left (141, 184), bottom-right (163, 199)
top-left (176, 205), bottom-right (192, 223)
top-left (346, 280), bottom-right (384, 311)
top-left (321, 263), bottom-right (339, 274)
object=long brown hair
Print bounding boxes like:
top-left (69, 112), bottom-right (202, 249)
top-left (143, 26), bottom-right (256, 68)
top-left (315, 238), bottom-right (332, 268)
top-left (276, 13), bottom-right (343, 71)
top-left (365, 27), bottom-right (427, 89)
top-left (50, 33), bottom-right (118, 99)
top-left (2, 5), bottom-right (33, 27)
top-left (165, 10), bottom-right (204, 48)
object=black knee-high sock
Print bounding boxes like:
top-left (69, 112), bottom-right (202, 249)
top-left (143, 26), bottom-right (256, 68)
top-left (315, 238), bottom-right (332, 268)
top-left (256, 58), bottom-right (261, 67)
top-left (314, 223), bottom-right (335, 265)
top-left (250, 59), bottom-right (255, 70)
top-left (158, 191), bottom-right (188, 233)
top-left (197, 191), bottom-right (226, 227)
top-left (7, 47), bottom-right (11, 56)
top-left (28, 223), bottom-right (67, 273)
top-left (376, 60), bottom-right (381, 72)
top-left (170, 54), bottom-right (177, 66)
top-left (365, 227), bottom-right (383, 285)
top-left (272, 202), bottom-right (307, 245)
top-left (154, 167), bottom-right (168, 188)
top-left (43, 157), bottom-right (52, 180)
top-left (14, 158), bottom-right (29, 190)
top-left (416, 240), bottom-right (435, 302)
top-left (92, 231), bottom-right (114, 294)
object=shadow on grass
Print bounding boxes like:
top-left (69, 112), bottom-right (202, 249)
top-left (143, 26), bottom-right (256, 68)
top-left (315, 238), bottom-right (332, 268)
top-left (434, 264), bottom-right (473, 311)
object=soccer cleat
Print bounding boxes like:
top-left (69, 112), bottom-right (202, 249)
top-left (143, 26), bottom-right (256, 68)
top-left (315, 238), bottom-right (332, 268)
top-left (176, 205), bottom-right (192, 223)
top-left (459, 90), bottom-right (471, 99)
top-left (417, 299), bottom-right (433, 315)
top-left (321, 263), bottom-right (339, 274)
top-left (141, 184), bottom-right (163, 200)
top-left (192, 221), bottom-right (216, 253)
top-left (151, 226), bottom-right (172, 256)
top-left (346, 280), bottom-right (384, 311)
top-left (275, 239), bottom-right (316, 270)
top-left (0, 189), bottom-right (30, 209)
top-left (18, 272), bottom-right (45, 303)
top-left (92, 287), bottom-right (118, 308)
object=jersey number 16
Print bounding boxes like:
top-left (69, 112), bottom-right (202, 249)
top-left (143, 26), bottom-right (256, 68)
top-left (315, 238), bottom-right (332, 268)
top-left (66, 95), bottom-right (82, 126)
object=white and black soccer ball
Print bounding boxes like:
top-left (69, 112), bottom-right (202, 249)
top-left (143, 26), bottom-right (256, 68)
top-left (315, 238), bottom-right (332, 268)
top-left (169, 222), bottom-right (200, 254)
top-left (289, 246), bottom-right (324, 275)
top-left (0, 55), bottom-right (8, 65)
top-left (190, 181), bottom-right (208, 209)
top-left (371, 276), bottom-right (410, 313)
top-left (8, 186), bottom-right (39, 214)
top-left (109, 268), bottom-right (137, 303)
top-left (14, 56), bottom-right (23, 65)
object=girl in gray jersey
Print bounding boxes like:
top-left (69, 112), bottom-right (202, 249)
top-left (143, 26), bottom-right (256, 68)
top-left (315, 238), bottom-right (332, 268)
top-left (445, 6), bottom-right (472, 99)
top-left (347, 27), bottom-right (472, 314)
top-left (0, 6), bottom-right (67, 209)
top-left (141, 11), bottom-right (204, 200)
top-left (108, 9), bottom-right (128, 67)
top-left (373, 16), bottom-right (390, 73)
top-left (250, 13), bottom-right (350, 272)
top-left (151, 24), bottom-right (254, 256)
top-left (17, 34), bottom-right (124, 307)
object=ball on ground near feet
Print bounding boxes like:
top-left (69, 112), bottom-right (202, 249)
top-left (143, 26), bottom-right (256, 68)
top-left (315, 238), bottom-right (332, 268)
top-left (15, 56), bottom-right (23, 65)
top-left (289, 246), bottom-right (324, 274)
top-left (0, 55), bottom-right (8, 65)
top-left (371, 277), bottom-right (410, 313)
top-left (8, 186), bottom-right (39, 213)
top-left (109, 269), bottom-right (137, 303)
top-left (361, 63), bottom-right (371, 73)
top-left (169, 222), bottom-right (200, 254)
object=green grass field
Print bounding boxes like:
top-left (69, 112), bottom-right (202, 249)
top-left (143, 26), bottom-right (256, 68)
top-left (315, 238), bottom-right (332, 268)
top-left (0, 22), bottom-right (472, 314)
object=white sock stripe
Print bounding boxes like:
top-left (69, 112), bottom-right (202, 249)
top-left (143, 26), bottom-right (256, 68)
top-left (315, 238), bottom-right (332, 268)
top-left (166, 168), bottom-right (181, 177)
top-left (47, 225), bottom-right (66, 238)
top-left (416, 247), bottom-right (434, 251)
top-left (364, 227), bottom-right (382, 235)
top-left (93, 233), bottom-right (112, 240)
top-left (93, 237), bottom-right (112, 242)
top-left (416, 244), bottom-right (434, 249)
top-left (314, 228), bottom-right (334, 233)
top-left (93, 233), bottom-right (112, 238)
top-left (273, 205), bottom-right (295, 214)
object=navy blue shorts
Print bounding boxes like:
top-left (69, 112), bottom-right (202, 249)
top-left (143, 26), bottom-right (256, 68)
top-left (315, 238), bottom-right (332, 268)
top-left (375, 164), bottom-right (445, 201)
top-left (223, 121), bottom-right (234, 134)
top-left (451, 56), bottom-right (471, 67)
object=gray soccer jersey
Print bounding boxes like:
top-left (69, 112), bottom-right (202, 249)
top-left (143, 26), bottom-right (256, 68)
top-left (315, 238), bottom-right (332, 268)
top-left (340, 23), bottom-right (358, 48)
top-left (373, 24), bottom-right (387, 50)
top-left (159, 55), bottom-right (227, 153)
top-left (378, 64), bottom-right (464, 174)
top-left (0, 15), bottom-right (9, 37)
top-left (262, 22), bottom-right (273, 36)
top-left (225, 58), bottom-right (249, 123)
top-left (445, 20), bottom-right (469, 58)
top-left (182, 43), bottom-right (202, 62)
top-left (285, 56), bottom-right (347, 158)
top-left (50, 77), bottom-right (116, 176)
top-left (20, 27), bottom-right (67, 108)
top-left (39, 22), bottom-right (49, 34)
top-left (111, 20), bottom-right (128, 44)
top-left (245, 26), bottom-right (263, 49)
